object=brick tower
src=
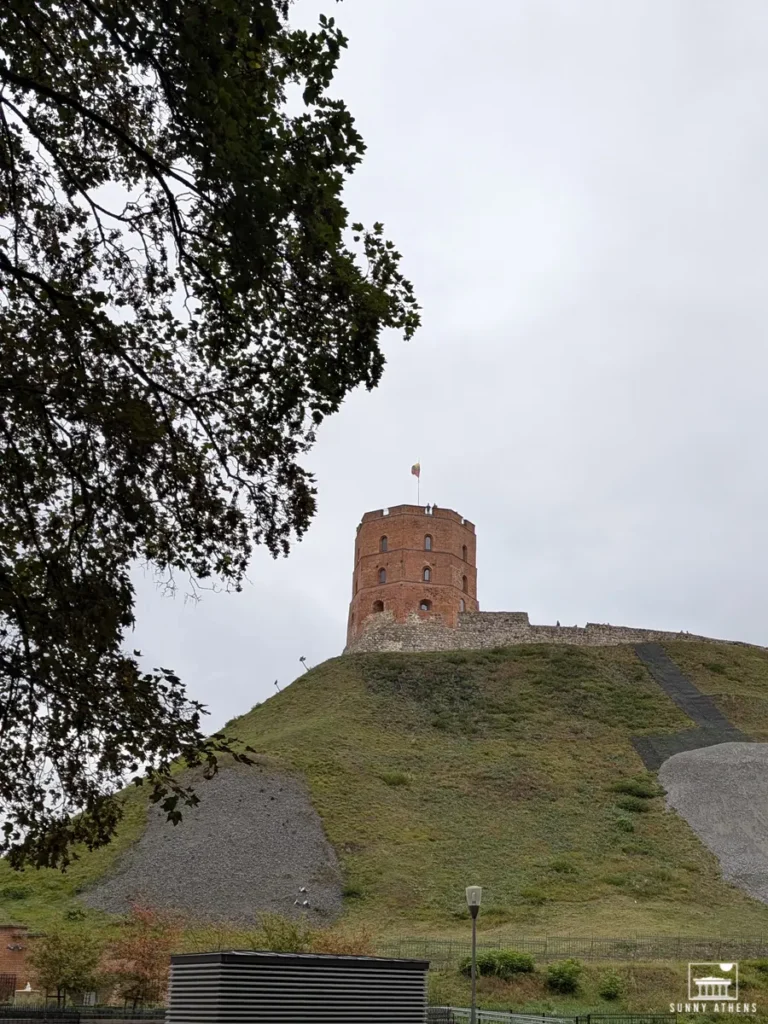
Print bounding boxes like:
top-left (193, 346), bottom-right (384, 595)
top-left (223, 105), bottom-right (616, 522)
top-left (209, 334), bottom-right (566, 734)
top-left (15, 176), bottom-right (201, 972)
top-left (346, 504), bottom-right (478, 644)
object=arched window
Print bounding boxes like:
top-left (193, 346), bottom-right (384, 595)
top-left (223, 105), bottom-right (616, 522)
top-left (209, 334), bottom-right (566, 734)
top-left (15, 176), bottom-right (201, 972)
top-left (462, 544), bottom-right (467, 561)
top-left (380, 536), bottom-right (388, 552)
top-left (373, 600), bottom-right (384, 613)
top-left (460, 598), bottom-right (466, 612)
top-left (378, 568), bottom-right (386, 584)
top-left (419, 599), bottom-right (432, 612)
top-left (425, 534), bottom-right (432, 551)
top-left (423, 567), bottom-right (431, 582)
top-left (462, 575), bottom-right (468, 593)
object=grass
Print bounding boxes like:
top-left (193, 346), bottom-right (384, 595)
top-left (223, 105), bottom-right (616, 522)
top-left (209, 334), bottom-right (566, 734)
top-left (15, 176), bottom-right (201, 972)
top-left (429, 957), bottom-right (768, 1015)
top-left (4, 641), bottom-right (768, 940)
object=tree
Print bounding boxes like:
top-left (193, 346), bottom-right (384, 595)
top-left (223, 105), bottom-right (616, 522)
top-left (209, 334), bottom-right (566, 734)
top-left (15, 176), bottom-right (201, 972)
top-left (28, 927), bottom-right (104, 1007)
top-left (0, 0), bottom-right (420, 869)
top-left (107, 904), bottom-right (182, 1008)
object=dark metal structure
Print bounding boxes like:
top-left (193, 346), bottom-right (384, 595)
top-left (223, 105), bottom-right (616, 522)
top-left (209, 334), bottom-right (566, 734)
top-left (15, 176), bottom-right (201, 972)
top-left (167, 950), bottom-right (429, 1024)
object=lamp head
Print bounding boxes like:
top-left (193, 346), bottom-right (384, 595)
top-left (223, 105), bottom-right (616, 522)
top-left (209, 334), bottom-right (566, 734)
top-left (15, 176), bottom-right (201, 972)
top-left (465, 885), bottom-right (482, 908)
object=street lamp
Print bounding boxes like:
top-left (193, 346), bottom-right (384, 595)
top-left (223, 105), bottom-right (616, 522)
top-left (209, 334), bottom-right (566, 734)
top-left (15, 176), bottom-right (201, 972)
top-left (466, 886), bottom-right (482, 1024)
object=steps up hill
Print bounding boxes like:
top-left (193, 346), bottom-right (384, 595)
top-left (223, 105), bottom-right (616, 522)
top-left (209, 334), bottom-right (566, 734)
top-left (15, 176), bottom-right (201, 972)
top-left (4, 641), bottom-right (768, 938)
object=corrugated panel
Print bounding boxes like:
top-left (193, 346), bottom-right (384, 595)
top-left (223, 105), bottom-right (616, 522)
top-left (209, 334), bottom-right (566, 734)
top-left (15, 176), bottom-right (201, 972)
top-left (166, 953), bottom-right (428, 1024)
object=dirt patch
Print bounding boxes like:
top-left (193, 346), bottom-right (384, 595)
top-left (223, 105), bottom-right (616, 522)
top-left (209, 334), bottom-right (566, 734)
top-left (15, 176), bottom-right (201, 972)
top-left (81, 766), bottom-right (343, 923)
top-left (659, 742), bottom-right (768, 904)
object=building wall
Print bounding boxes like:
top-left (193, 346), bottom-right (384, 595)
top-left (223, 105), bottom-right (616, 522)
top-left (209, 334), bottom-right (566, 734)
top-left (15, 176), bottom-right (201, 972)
top-left (347, 505), bottom-right (478, 643)
top-left (0, 925), bottom-right (36, 992)
top-left (343, 611), bottom-right (763, 655)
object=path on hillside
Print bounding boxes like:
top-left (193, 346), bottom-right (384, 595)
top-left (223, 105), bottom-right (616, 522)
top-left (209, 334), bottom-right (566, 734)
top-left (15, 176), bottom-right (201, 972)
top-left (659, 743), bottom-right (768, 905)
top-left (631, 643), bottom-right (748, 770)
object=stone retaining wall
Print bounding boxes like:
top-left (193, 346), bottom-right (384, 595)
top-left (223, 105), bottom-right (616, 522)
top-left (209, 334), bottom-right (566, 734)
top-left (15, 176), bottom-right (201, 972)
top-left (342, 610), bottom-right (762, 655)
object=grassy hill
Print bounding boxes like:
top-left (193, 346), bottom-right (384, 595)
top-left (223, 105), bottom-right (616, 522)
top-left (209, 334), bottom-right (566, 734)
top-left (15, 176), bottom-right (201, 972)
top-left (4, 640), bottom-right (768, 940)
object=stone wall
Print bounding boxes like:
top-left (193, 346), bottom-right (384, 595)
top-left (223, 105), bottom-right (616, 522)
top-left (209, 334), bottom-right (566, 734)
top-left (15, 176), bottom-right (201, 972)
top-left (343, 610), bottom-right (763, 655)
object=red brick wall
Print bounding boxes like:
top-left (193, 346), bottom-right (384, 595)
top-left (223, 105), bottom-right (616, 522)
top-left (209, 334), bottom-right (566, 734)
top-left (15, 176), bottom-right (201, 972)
top-left (0, 925), bottom-right (35, 991)
top-left (347, 505), bottom-right (478, 643)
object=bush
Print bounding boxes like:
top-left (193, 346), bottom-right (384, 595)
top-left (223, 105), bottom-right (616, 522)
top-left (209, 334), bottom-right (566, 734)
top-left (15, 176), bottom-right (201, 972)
top-left (380, 771), bottom-right (411, 787)
top-left (614, 815), bottom-right (635, 832)
top-left (257, 913), bottom-right (313, 953)
top-left (311, 925), bottom-right (375, 956)
top-left (342, 885), bottom-right (363, 900)
top-left (546, 958), bottom-right (583, 993)
top-left (616, 795), bottom-right (651, 813)
top-left (495, 949), bottom-right (535, 979)
top-left (520, 886), bottom-right (547, 905)
top-left (611, 777), bottom-right (660, 799)
top-left (549, 857), bottom-right (577, 874)
top-left (599, 973), bottom-right (622, 1000)
top-left (0, 883), bottom-right (30, 900)
top-left (458, 949), bottom-right (534, 980)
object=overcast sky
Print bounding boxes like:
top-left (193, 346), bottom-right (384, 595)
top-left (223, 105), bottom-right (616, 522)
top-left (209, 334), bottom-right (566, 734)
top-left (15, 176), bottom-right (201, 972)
top-left (133, 0), bottom-right (768, 733)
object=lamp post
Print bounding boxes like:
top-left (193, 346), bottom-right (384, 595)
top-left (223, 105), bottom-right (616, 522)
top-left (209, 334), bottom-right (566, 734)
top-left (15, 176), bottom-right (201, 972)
top-left (465, 886), bottom-right (482, 1024)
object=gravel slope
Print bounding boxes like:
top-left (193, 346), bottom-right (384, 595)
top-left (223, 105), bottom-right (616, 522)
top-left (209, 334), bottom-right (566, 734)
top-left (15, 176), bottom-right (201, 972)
top-left (82, 766), bottom-right (343, 923)
top-left (659, 742), bottom-right (768, 904)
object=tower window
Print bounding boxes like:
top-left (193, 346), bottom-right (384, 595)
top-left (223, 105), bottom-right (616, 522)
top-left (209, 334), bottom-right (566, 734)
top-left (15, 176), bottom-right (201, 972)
top-left (462, 575), bottom-right (468, 593)
top-left (460, 598), bottom-right (466, 612)
top-left (373, 600), bottom-right (384, 613)
top-left (380, 536), bottom-right (388, 552)
top-left (419, 599), bottom-right (432, 612)
top-left (425, 534), bottom-right (432, 551)
top-left (379, 568), bottom-right (386, 584)
top-left (462, 544), bottom-right (467, 561)
top-left (423, 567), bottom-right (431, 582)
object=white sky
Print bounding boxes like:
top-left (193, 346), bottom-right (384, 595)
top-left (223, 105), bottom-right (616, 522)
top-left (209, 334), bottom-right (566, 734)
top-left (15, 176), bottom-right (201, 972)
top-left (132, 0), bottom-right (768, 733)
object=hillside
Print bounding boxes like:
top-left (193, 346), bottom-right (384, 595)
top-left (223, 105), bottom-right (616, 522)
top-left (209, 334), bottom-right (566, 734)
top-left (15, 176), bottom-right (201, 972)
top-left (4, 641), bottom-right (768, 939)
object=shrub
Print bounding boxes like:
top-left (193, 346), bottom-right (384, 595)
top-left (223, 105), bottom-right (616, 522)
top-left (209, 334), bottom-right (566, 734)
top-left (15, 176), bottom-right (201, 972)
top-left (458, 949), bottom-right (534, 980)
top-left (311, 925), bottom-right (375, 956)
top-left (549, 857), bottom-right (577, 874)
top-left (704, 662), bottom-right (727, 675)
top-left (458, 951), bottom-right (501, 978)
top-left (749, 959), bottom-right (768, 975)
top-left (0, 883), bottom-right (30, 900)
top-left (599, 973), bottom-right (622, 1000)
top-left (342, 885), bottom-right (363, 900)
top-left (614, 815), bottom-right (635, 832)
top-left (616, 795), bottom-right (651, 813)
top-left (546, 958), bottom-right (583, 993)
top-left (611, 777), bottom-right (660, 799)
top-left (495, 949), bottom-right (535, 979)
top-left (257, 913), bottom-right (313, 953)
top-left (520, 886), bottom-right (547, 905)
top-left (380, 771), bottom-right (410, 787)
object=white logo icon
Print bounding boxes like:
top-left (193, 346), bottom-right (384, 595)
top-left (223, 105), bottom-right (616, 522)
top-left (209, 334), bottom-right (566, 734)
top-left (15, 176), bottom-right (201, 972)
top-left (688, 962), bottom-right (738, 1002)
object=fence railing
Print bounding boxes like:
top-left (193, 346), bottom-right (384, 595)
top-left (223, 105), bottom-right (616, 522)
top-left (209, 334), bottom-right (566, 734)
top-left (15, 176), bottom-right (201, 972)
top-left (0, 1009), bottom-right (165, 1021)
top-left (381, 934), bottom-right (768, 966)
top-left (428, 1011), bottom-right (676, 1024)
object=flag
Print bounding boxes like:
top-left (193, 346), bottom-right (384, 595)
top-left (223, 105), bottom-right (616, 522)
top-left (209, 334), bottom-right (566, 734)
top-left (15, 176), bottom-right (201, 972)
top-left (411, 463), bottom-right (420, 478)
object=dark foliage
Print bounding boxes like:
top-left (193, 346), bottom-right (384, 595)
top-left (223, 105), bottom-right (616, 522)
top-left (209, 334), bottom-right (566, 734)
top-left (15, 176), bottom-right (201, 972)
top-left (0, 0), bottom-right (419, 868)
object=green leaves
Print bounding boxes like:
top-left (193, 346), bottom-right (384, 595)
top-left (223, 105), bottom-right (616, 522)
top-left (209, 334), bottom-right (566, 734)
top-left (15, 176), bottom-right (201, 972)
top-left (0, 0), bottom-right (420, 868)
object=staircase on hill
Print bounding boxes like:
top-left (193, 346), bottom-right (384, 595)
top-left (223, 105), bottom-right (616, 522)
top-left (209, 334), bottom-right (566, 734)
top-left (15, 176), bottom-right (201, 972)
top-left (631, 643), bottom-right (749, 770)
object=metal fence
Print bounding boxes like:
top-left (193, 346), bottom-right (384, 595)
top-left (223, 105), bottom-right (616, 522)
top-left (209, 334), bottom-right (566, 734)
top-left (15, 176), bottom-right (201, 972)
top-left (428, 1011), bottom-right (676, 1024)
top-left (0, 1010), bottom-right (165, 1021)
top-left (381, 935), bottom-right (768, 967)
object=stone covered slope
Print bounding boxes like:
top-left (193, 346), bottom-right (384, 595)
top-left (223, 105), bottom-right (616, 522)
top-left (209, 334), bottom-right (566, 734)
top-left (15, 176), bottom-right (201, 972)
top-left (82, 766), bottom-right (343, 924)
top-left (660, 743), bottom-right (768, 905)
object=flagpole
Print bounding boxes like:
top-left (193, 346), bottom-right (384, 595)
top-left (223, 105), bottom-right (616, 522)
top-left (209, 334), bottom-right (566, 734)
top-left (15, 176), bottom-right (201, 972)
top-left (418, 456), bottom-right (420, 506)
